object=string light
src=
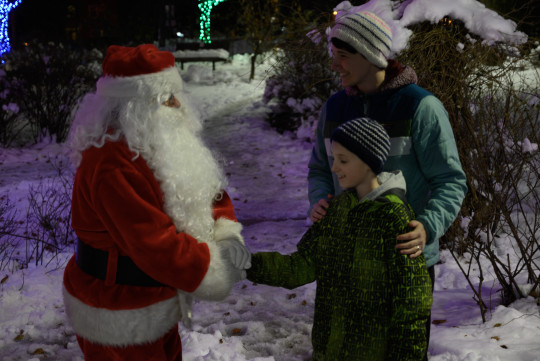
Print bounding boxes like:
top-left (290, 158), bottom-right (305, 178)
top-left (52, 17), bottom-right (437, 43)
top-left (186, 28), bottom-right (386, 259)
top-left (0, 0), bottom-right (22, 62)
top-left (198, 0), bottom-right (227, 44)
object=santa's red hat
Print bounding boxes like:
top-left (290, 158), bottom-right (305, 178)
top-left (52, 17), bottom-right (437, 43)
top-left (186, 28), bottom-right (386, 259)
top-left (96, 44), bottom-right (183, 98)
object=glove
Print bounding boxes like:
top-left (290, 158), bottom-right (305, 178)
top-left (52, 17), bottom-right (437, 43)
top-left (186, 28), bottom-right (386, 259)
top-left (218, 239), bottom-right (251, 270)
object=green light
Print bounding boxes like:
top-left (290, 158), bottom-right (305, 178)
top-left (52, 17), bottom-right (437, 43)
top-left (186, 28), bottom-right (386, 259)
top-left (198, 0), bottom-right (227, 44)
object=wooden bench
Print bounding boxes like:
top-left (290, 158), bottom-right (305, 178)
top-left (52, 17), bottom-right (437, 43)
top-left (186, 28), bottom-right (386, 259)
top-left (174, 57), bottom-right (228, 71)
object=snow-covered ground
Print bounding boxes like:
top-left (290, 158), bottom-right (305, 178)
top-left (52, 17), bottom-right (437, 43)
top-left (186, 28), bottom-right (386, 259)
top-left (0, 52), bottom-right (539, 361)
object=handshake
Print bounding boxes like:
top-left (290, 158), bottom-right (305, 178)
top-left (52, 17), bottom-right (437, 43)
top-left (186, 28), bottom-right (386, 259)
top-left (217, 239), bottom-right (251, 280)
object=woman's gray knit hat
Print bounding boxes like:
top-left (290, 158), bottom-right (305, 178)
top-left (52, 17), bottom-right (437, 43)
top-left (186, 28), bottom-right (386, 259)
top-left (331, 117), bottom-right (390, 174)
top-left (329, 11), bottom-right (393, 69)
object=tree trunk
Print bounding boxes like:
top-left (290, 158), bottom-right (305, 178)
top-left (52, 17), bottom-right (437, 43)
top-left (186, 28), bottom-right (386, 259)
top-left (250, 53), bottom-right (258, 81)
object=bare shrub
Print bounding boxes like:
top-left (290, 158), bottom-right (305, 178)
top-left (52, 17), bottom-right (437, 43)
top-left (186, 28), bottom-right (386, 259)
top-left (0, 158), bottom-right (75, 272)
top-left (0, 73), bottom-right (27, 147)
top-left (264, 35), bottom-right (339, 134)
top-left (23, 159), bottom-right (76, 269)
top-left (238, 0), bottom-right (304, 81)
top-left (399, 20), bottom-right (540, 320)
top-left (263, 14), bottom-right (340, 135)
top-left (0, 195), bottom-right (21, 271)
top-left (1, 43), bottom-right (102, 144)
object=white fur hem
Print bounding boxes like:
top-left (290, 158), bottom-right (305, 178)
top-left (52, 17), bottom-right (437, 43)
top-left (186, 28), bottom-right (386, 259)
top-left (214, 217), bottom-right (244, 244)
top-left (96, 67), bottom-right (183, 98)
top-left (190, 242), bottom-right (237, 301)
top-left (62, 287), bottom-right (180, 346)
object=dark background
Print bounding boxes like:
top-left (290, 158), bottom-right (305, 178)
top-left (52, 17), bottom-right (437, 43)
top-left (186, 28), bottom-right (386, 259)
top-left (8, 0), bottom-right (540, 52)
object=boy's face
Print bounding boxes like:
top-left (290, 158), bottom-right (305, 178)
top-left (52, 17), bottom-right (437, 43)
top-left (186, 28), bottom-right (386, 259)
top-left (330, 44), bottom-right (380, 92)
top-left (331, 141), bottom-right (375, 192)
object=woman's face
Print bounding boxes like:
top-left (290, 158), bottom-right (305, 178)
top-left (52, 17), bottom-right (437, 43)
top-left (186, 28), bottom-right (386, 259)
top-left (330, 44), bottom-right (380, 92)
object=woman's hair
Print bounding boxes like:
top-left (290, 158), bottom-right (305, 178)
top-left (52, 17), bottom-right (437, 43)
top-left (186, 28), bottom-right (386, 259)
top-left (331, 37), bottom-right (358, 55)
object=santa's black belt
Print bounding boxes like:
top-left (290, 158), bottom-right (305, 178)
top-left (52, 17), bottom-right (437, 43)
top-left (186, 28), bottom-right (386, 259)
top-left (76, 239), bottom-right (166, 287)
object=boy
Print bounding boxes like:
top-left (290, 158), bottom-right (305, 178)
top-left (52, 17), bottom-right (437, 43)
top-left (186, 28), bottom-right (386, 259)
top-left (249, 118), bottom-right (432, 360)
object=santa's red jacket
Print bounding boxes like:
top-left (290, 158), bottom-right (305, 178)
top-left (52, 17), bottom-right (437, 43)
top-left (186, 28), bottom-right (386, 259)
top-left (63, 140), bottom-right (242, 346)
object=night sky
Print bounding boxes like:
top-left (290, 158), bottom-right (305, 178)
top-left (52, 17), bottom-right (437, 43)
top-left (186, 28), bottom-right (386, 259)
top-left (9, 0), bottom-right (200, 49)
top-left (10, 0), bottom-right (68, 45)
top-left (7, 0), bottom-right (335, 49)
top-left (7, 0), bottom-right (538, 51)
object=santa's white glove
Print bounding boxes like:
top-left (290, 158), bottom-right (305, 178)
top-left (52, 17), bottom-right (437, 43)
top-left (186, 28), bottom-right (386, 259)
top-left (218, 239), bottom-right (251, 270)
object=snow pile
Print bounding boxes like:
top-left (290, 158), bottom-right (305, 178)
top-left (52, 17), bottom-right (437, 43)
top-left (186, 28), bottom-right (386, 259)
top-left (332, 0), bottom-right (527, 56)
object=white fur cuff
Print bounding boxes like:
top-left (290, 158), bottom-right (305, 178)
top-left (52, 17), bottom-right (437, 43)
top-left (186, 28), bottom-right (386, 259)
top-left (190, 241), bottom-right (238, 301)
top-left (214, 217), bottom-right (244, 245)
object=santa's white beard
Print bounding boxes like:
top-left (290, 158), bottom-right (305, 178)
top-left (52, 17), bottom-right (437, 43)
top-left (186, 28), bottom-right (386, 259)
top-left (123, 102), bottom-right (226, 243)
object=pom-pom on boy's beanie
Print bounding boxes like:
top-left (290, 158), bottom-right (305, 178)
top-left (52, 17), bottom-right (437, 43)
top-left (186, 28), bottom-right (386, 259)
top-left (331, 117), bottom-right (390, 174)
top-left (330, 11), bottom-right (392, 69)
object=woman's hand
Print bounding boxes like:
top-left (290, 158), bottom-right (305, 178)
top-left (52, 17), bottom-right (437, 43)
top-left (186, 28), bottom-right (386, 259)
top-left (309, 195), bottom-right (333, 222)
top-left (395, 220), bottom-right (427, 259)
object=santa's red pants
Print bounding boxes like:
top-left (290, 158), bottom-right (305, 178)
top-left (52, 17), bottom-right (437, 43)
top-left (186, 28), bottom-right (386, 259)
top-left (76, 325), bottom-right (182, 361)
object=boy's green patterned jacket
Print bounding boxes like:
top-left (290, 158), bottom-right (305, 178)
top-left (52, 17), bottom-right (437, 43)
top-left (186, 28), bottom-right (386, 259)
top-left (247, 171), bottom-right (433, 360)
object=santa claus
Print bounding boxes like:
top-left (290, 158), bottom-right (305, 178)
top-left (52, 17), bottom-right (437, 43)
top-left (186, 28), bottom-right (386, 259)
top-left (62, 44), bottom-right (250, 360)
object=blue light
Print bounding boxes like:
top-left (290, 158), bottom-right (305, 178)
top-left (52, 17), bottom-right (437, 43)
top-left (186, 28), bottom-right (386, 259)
top-left (0, 0), bottom-right (22, 62)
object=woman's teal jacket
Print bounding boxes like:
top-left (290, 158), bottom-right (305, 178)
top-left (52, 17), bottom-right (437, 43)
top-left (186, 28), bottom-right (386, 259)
top-left (308, 64), bottom-right (468, 268)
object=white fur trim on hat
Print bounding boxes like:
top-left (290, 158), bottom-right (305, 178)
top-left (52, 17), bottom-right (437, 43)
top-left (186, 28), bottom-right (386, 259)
top-left (62, 287), bottom-right (180, 346)
top-left (96, 66), bottom-right (183, 98)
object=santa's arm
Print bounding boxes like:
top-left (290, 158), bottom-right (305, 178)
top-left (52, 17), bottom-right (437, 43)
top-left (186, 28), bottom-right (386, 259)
top-left (189, 190), bottom-right (249, 300)
top-left (93, 170), bottom-right (245, 298)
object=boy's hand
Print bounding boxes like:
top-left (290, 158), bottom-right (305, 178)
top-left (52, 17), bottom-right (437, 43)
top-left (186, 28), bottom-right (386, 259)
top-left (309, 195), bottom-right (334, 222)
top-left (395, 220), bottom-right (426, 259)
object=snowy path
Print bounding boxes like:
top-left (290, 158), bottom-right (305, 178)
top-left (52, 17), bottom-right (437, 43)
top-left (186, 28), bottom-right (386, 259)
top-left (182, 79), bottom-right (317, 360)
top-left (191, 81), bottom-right (312, 224)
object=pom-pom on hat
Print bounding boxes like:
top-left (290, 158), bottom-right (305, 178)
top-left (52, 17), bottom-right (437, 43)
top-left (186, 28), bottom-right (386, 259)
top-left (96, 44), bottom-right (183, 98)
top-left (330, 11), bottom-right (392, 69)
top-left (331, 117), bottom-right (390, 174)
